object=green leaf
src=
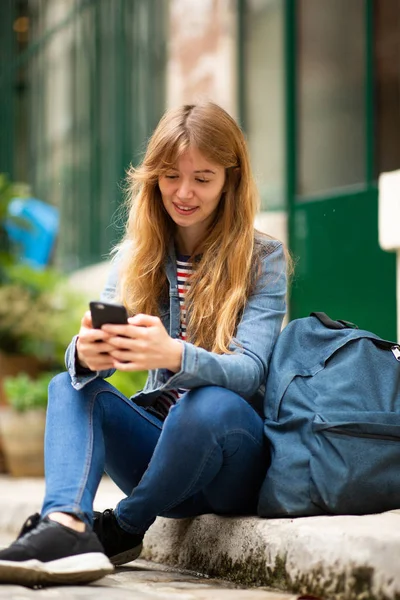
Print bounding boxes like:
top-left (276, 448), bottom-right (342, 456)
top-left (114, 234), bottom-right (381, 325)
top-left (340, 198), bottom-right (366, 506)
top-left (106, 370), bottom-right (148, 397)
top-left (3, 371), bottom-right (56, 412)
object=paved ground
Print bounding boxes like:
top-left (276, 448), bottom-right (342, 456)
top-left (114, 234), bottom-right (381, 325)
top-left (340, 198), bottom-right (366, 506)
top-left (2, 476), bottom-right (400, 599)
top-left (0, 477), bottom-right (295, 599)
top-left (0, 535), bottom-right (295, 600)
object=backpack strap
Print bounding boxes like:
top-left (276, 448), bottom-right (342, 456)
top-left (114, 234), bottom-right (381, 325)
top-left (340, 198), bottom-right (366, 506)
top-left (310, 312), bottom-right (359, 330)
top-left (311, 313), bottom-right (399, 354)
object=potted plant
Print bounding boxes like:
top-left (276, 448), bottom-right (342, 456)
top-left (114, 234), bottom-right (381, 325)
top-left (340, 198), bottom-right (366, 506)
top-left (0, 371), bottom-right (55, 476)
top-left (0, 173), bottom-right (39, 405)
top-left (0, 263), bottom-right (86, 473)
top-left (0, 264), bottom-right (87, 400)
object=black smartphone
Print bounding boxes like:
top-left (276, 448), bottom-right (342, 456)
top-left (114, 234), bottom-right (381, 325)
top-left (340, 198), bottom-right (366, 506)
top-left (89, 301), bottom-right (128, 329)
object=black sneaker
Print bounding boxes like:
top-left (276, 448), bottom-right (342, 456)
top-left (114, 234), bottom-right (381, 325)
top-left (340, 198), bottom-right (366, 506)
top-left (0, 513), bottom-right (114, 587)
top-left (93, 509), bottom-right (143, 566)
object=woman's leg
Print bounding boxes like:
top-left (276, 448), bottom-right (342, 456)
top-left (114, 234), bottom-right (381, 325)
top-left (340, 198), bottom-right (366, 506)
top-left (40, 377), bottom-right (266, 570)
top-left (115, 386), bottom-right (268, 533)
top-left (0, 371), bottom-right (158, 585)
top-left (41, 372), bottom-right (163, 526)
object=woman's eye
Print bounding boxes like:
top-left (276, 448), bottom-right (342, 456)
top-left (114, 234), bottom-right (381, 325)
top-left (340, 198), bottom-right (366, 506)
top-left (165, 175), bottom-right (178, 179)
top-left (196, 178), bottom-right (210, 184)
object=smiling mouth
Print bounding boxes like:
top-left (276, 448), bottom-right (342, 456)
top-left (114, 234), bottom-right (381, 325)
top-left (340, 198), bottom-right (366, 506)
top-left (173, 203), bottom-right (198, 215)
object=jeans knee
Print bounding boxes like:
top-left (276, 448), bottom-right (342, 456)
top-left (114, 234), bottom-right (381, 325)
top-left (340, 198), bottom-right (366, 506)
top-left (47, 373), bottom-right (104, 426)
top-left (48, 371), bottom-right (71, 400)
top-left (48, 372), bottom-right (97, 411)
top-left (167, 386), bottom-right (246, 435)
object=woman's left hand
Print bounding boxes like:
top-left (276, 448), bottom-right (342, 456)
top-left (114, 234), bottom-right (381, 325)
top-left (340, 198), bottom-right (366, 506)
top-left (101, 314), bottom-right (183, 373)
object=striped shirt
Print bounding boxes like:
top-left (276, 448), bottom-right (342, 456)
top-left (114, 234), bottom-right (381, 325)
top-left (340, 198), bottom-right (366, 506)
top-left (176, 256), bottom-right (192, 341)
top-left (152, 256), bottom-right (193, 419)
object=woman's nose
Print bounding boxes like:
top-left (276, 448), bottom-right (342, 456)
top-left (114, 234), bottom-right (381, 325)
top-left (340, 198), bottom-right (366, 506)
top-left (176, 180), bottom-right (194, 199)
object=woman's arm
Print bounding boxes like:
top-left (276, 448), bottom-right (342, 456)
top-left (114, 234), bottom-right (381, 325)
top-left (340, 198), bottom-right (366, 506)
top-left (161, 242), bottom-right (287, 399)
top-left (67, 241), bottom-right (286, 396)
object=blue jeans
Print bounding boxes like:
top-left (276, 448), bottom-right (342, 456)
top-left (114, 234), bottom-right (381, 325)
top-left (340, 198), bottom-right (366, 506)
top-left (41, 373), bottom-right (268, 534)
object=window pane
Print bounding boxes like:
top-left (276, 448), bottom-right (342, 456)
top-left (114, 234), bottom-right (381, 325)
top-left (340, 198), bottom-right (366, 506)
top-left (374, 0), bottom-right (400, 175)
top-left (245, 0), bottom-right (285, 210)
top-left (297, 0), bottom-right (366, 197)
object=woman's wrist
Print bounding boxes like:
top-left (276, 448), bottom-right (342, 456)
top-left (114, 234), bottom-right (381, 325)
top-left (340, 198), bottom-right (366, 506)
top-left (75, 338), bottom-right (90, 371)
top-left (166, 339), bottom-right (183, 373)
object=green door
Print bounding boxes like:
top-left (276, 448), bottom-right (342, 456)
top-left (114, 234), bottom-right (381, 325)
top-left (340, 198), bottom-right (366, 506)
top-left (287, 0), bottom-right (398, 339)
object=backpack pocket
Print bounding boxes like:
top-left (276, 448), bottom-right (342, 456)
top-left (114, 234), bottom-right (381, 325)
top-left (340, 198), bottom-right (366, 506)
top-left (309, 411), bottom-right (400, 514)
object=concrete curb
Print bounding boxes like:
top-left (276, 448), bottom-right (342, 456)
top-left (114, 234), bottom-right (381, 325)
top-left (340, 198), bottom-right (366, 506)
top-left (143, 512), bottom-right (400, 600)
top-left (1, 477), bottom-right (400, 600)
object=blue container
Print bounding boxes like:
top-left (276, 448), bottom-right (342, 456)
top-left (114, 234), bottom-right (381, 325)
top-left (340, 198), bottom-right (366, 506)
top-left (6, 198), bottom-right (59, 269)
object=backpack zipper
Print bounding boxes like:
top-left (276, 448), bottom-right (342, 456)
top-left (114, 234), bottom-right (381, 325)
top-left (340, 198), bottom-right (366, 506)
top-left (328, 428), bottom-right (400, 442)
top-left (392, 345), bottom-right (400, 361)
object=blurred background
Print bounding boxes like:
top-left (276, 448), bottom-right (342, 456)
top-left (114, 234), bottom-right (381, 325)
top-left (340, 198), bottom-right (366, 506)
top-left (0, 0), bottom-right (399, 338)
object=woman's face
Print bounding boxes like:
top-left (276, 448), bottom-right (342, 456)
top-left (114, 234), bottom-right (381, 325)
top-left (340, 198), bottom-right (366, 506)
top-left (158, 146), bottom-right (226, 252)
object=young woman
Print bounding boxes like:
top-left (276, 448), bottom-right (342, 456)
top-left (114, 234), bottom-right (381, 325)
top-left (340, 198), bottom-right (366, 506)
top-left (0, 102), bottom-right (288, 587)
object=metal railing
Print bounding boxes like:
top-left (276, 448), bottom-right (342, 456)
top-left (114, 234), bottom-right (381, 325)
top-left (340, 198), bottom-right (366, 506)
top-left (0, 0), bottom-right (166, 270)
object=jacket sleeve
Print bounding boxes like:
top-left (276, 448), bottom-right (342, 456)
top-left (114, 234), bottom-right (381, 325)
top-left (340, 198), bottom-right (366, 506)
top-left (65, 260), bottom-right (119, 390)
top-left (158, 242), bottom-right (287, 399)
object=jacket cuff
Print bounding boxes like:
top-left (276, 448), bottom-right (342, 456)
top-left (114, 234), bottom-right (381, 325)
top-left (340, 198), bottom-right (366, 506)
top-left (159, 341), bottom-right (204, 388)
top-left (65, 335), bottom-right (114, 391)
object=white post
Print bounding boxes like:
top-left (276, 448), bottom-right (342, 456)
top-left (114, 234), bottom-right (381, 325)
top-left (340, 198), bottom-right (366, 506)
top-left (397, 251), bottom-right (400, 343)
top-left (378, 170), bottom-right (400, 343)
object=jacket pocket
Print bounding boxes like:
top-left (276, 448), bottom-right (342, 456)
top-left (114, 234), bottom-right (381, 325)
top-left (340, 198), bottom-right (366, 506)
top-left (309, 411), bottom-right (400, 514)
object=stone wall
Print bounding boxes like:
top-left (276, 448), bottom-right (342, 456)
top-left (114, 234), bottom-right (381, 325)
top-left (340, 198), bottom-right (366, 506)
top-left (166, 0), bottom-right (237, 116)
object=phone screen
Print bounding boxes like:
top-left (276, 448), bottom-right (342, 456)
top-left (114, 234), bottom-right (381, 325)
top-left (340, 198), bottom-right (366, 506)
top-left (89, 301), bottom-right (128, 329)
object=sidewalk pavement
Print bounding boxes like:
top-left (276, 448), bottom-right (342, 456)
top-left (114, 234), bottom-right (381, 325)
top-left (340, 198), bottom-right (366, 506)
top-left (0, 477), bottom-right (296, 600)
top-left (1, 476), bottom-right (400, 600)
top-left (0, 535), bottom-right (295, 600)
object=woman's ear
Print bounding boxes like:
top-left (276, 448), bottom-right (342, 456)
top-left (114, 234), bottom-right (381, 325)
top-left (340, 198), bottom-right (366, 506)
top-left (223, 166), bottom-right (240, 191)
top-left (229, 166), bottom-right (241, 190)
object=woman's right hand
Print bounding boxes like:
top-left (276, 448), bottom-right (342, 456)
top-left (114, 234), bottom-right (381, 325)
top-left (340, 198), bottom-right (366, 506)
top-left (76, 311), bottom-right (116, 372)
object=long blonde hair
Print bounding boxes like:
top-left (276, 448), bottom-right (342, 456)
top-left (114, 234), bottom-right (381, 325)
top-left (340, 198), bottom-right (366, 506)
top-left (118, 102), bottom-right (264, 353)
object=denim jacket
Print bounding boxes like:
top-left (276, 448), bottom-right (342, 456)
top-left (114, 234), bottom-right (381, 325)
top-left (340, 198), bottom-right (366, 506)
top-left (65, 236), bottom-right (287, 416)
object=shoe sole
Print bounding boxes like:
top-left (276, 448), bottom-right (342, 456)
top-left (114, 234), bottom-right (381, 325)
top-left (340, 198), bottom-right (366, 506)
top-left (0, 553), bottom-right (114, 587)
top-left (110, 542), bottom-right (143, 566)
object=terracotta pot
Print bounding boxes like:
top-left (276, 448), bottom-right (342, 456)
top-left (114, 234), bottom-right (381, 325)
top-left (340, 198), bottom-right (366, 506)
top-left (0, 406), bottom-right (46, 477)
top-left (0, 352), bottom-right (44, 473)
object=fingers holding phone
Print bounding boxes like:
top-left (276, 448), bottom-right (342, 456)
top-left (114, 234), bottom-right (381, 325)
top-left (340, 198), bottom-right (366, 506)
top-left (76, 302), bottom-right (128, 371)
top-left (89, 301), bottom-right (140, 367)
top-left (103, 313), bottom-right (182, 373)
top-left (80, 302), bottom-right (180, 373)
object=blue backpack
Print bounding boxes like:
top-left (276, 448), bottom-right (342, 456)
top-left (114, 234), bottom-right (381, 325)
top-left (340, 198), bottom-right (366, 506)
top-left (258, 312), bottom-right (400, 517)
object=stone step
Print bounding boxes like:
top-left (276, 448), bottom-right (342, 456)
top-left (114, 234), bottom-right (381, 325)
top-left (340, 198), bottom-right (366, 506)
top-left (0, 476), bottom-right (399, 599)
